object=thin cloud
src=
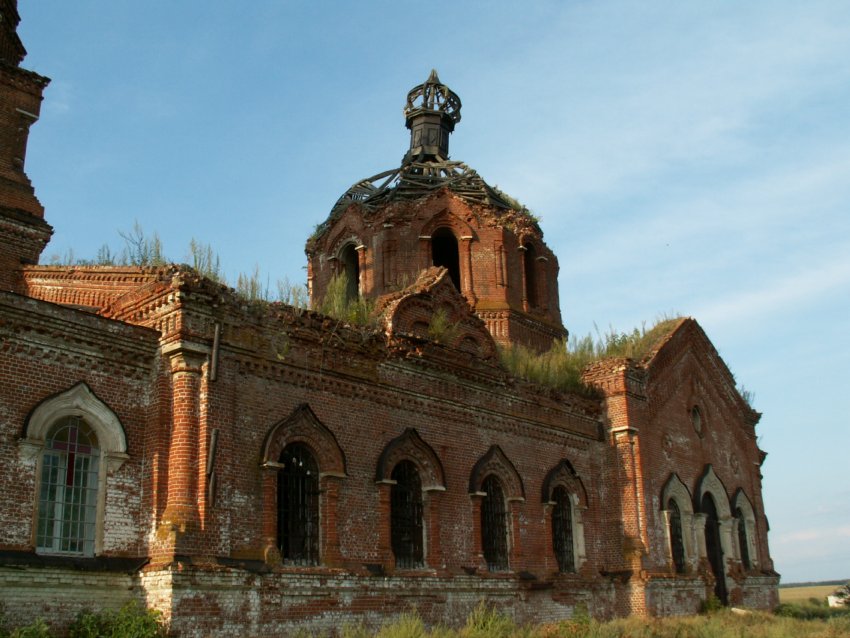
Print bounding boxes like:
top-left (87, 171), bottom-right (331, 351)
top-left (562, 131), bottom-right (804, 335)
top-left (694, 253), bottom-right (850, 326)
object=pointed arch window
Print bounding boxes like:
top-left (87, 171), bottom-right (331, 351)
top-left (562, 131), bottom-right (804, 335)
top-left (701, 492), bottom-right (728, 604)
top-left (667, 498), bottom-right (686, 574)
top-left (551, 486), bottom-right (575, 573)
top-left (391, 460), bottom-right (424, 569)
top-left (736, 507), bottom-right (751, 570)
top-left (431, 227), bottom-right (461, 290)
top-left (278, 443), bottom-right (320, 565)
top-left (339, 243), bottom-right (360, 302)
top-left (36, 417), bottom-right (100, 556)
top-left (481, 474), bottom-right (508, 571)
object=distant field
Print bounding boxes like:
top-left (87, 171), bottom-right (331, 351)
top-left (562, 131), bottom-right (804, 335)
top-left (779, 584), bottom-right (838, 604)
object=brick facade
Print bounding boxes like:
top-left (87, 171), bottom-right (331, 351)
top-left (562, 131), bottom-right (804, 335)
top-left (0, 7), bottom-right (778, 636)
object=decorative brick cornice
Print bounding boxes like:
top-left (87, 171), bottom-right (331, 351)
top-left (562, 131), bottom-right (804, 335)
top-left (0, 61), bottom-right (50, 94)
top-left (0, 290), bottom-right (159, 373)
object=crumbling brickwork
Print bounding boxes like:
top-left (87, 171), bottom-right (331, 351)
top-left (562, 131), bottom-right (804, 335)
top-left (0, 6), bottom-right (778, 636)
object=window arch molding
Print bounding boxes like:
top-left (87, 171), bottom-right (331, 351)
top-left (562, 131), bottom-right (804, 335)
top-left (695, 464), bottom-right (735, 602)
top-left (468, 445), bottom-right (524, 499)
top-left (21, 383), bottom-right (128, 557)
top-left (375, 428), bottom-right (445, 491)
top-left (542, 459), bottom-right (588, 573)
top-left (260, 403), bottom-right (347, 566)
top-left (661, 473), bottom-right (697, 573)
top-left (419, 208), bottom-right (475, 241)
top-left (469, 446), bottom-right (524, 572)
top-left (261, 403), bottom-right (346, 476)
top-left (694, 465), bottom-right (732, 520)
top-left (732, 488), bottom-right (758, 570)
top-left (375, 429), bottom-right (445, 569)
top-left (21, 382), bottom-right (128, 471)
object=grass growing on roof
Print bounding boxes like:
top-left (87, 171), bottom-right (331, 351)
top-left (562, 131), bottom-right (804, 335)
top-left (498, 317), bottom-right (683, 396)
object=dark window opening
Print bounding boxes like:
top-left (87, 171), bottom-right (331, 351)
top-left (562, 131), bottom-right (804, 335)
top-left (278, 443), bottom-right (319, 565)
top-left (391, 460), bottom-right (424, 569)
top-left (736, 507), bottom-right (751, 570)
top-left (340, 243), bottom-right (360, 302)
top-left (431, 228), bottom-right (461, 290)
top-left (701, 493), bottom-right (727, 605)
top-left (481, 475), bottom-right (508, 571)
top-left (552, 486), bottom-right (575, 573)
top-left (37, 417), bottom-right (99, 556)
top-left (667, 498), bottom-right (686, 573)
top-left (523, 243), bottom-right (538, 309)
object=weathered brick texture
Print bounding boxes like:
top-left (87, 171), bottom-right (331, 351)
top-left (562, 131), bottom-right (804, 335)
top-left (0, 6), bottom-right (777, 635)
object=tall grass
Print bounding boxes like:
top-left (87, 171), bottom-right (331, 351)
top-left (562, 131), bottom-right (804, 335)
top-left (339, 604), bottom-right (850, 638)
top-left (314, 272), bottom-right (375, 327)
top-left (498, 317), bottom-right (682, 395)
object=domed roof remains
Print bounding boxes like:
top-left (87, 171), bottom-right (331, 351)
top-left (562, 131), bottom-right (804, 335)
top-left (317, 71), bottom-right (533, 236)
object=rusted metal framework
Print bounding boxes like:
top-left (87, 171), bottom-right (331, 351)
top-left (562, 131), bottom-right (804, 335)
top-left (328, 160), bottom-right (516, 221)
top-left (316, 71), bottom-right (529, 239)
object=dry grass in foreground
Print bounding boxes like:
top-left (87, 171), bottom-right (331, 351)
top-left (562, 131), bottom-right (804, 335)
top-left (334, 604), bottom-right (850, 638)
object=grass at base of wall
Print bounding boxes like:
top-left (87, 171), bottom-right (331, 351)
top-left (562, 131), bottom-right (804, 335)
top-left (3, 602), bottom-right (850, 637)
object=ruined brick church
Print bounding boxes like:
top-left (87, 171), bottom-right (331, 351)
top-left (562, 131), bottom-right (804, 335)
top-left (0, 4), bottom-right (778, 635)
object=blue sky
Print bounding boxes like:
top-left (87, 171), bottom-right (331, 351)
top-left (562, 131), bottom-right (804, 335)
top-left (20, 1), bottom-right (849, 583)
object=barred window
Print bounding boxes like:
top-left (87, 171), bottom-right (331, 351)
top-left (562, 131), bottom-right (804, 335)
top-left (36, 417), bottom-right (100, 556)
top-left (736, 507), bottom-right (751, 570)
top-left (278, 443), bottom-right (319, 565)
top-left (668, 498), bottom-right (686, 573)
top-left (552, 486), bottom-right (575, 573)
top-left (481, 475), bottom-right (508, 571)
top-left (391, 460), bottom-right (424, 569)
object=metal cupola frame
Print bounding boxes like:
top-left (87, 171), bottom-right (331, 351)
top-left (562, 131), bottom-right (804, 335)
top-left (403, 69), bottom-right (461, 163)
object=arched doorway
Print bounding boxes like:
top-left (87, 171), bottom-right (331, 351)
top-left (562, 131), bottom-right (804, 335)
top-left (701, 493), bottom-right (727, 605)
top-left (431, 228), bottom-right (461, 290)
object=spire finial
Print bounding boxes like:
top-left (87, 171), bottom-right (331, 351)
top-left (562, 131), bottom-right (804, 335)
top-left (403, 70), bottom-right (461, 163)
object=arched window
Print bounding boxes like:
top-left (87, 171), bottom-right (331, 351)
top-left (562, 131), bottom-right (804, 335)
top-left (732, 489), bottom-right (757, 571)
top-left (391, 460), bottom-right (424, 568)
top-left (431, 227), bottom-right (461, 290)
top-left (481, 474), bottom-right (508, 571)
top-left (552, 486), bottom-right (575, 573)
top-left (667, 498), bottom-right (686, 574)
top-left (36, 417), bottom-right (100, 556)
top-left (339, 243), bottom-right (360, 302)
top-left (701, 493), bottom-right (727, 604)
top-left (278, 443), bottom-right (319, 565)
top-left (736, 507), bottom-right (751, 570)
top-left (523, 243), bottom-right (538, 309)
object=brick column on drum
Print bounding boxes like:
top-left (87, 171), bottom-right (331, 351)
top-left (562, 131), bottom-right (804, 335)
top-left (459, 236), bottom-right (475, 304)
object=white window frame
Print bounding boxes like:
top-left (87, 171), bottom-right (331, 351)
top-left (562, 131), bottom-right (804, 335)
top-left (19, 383), bottom-right (128, 556)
